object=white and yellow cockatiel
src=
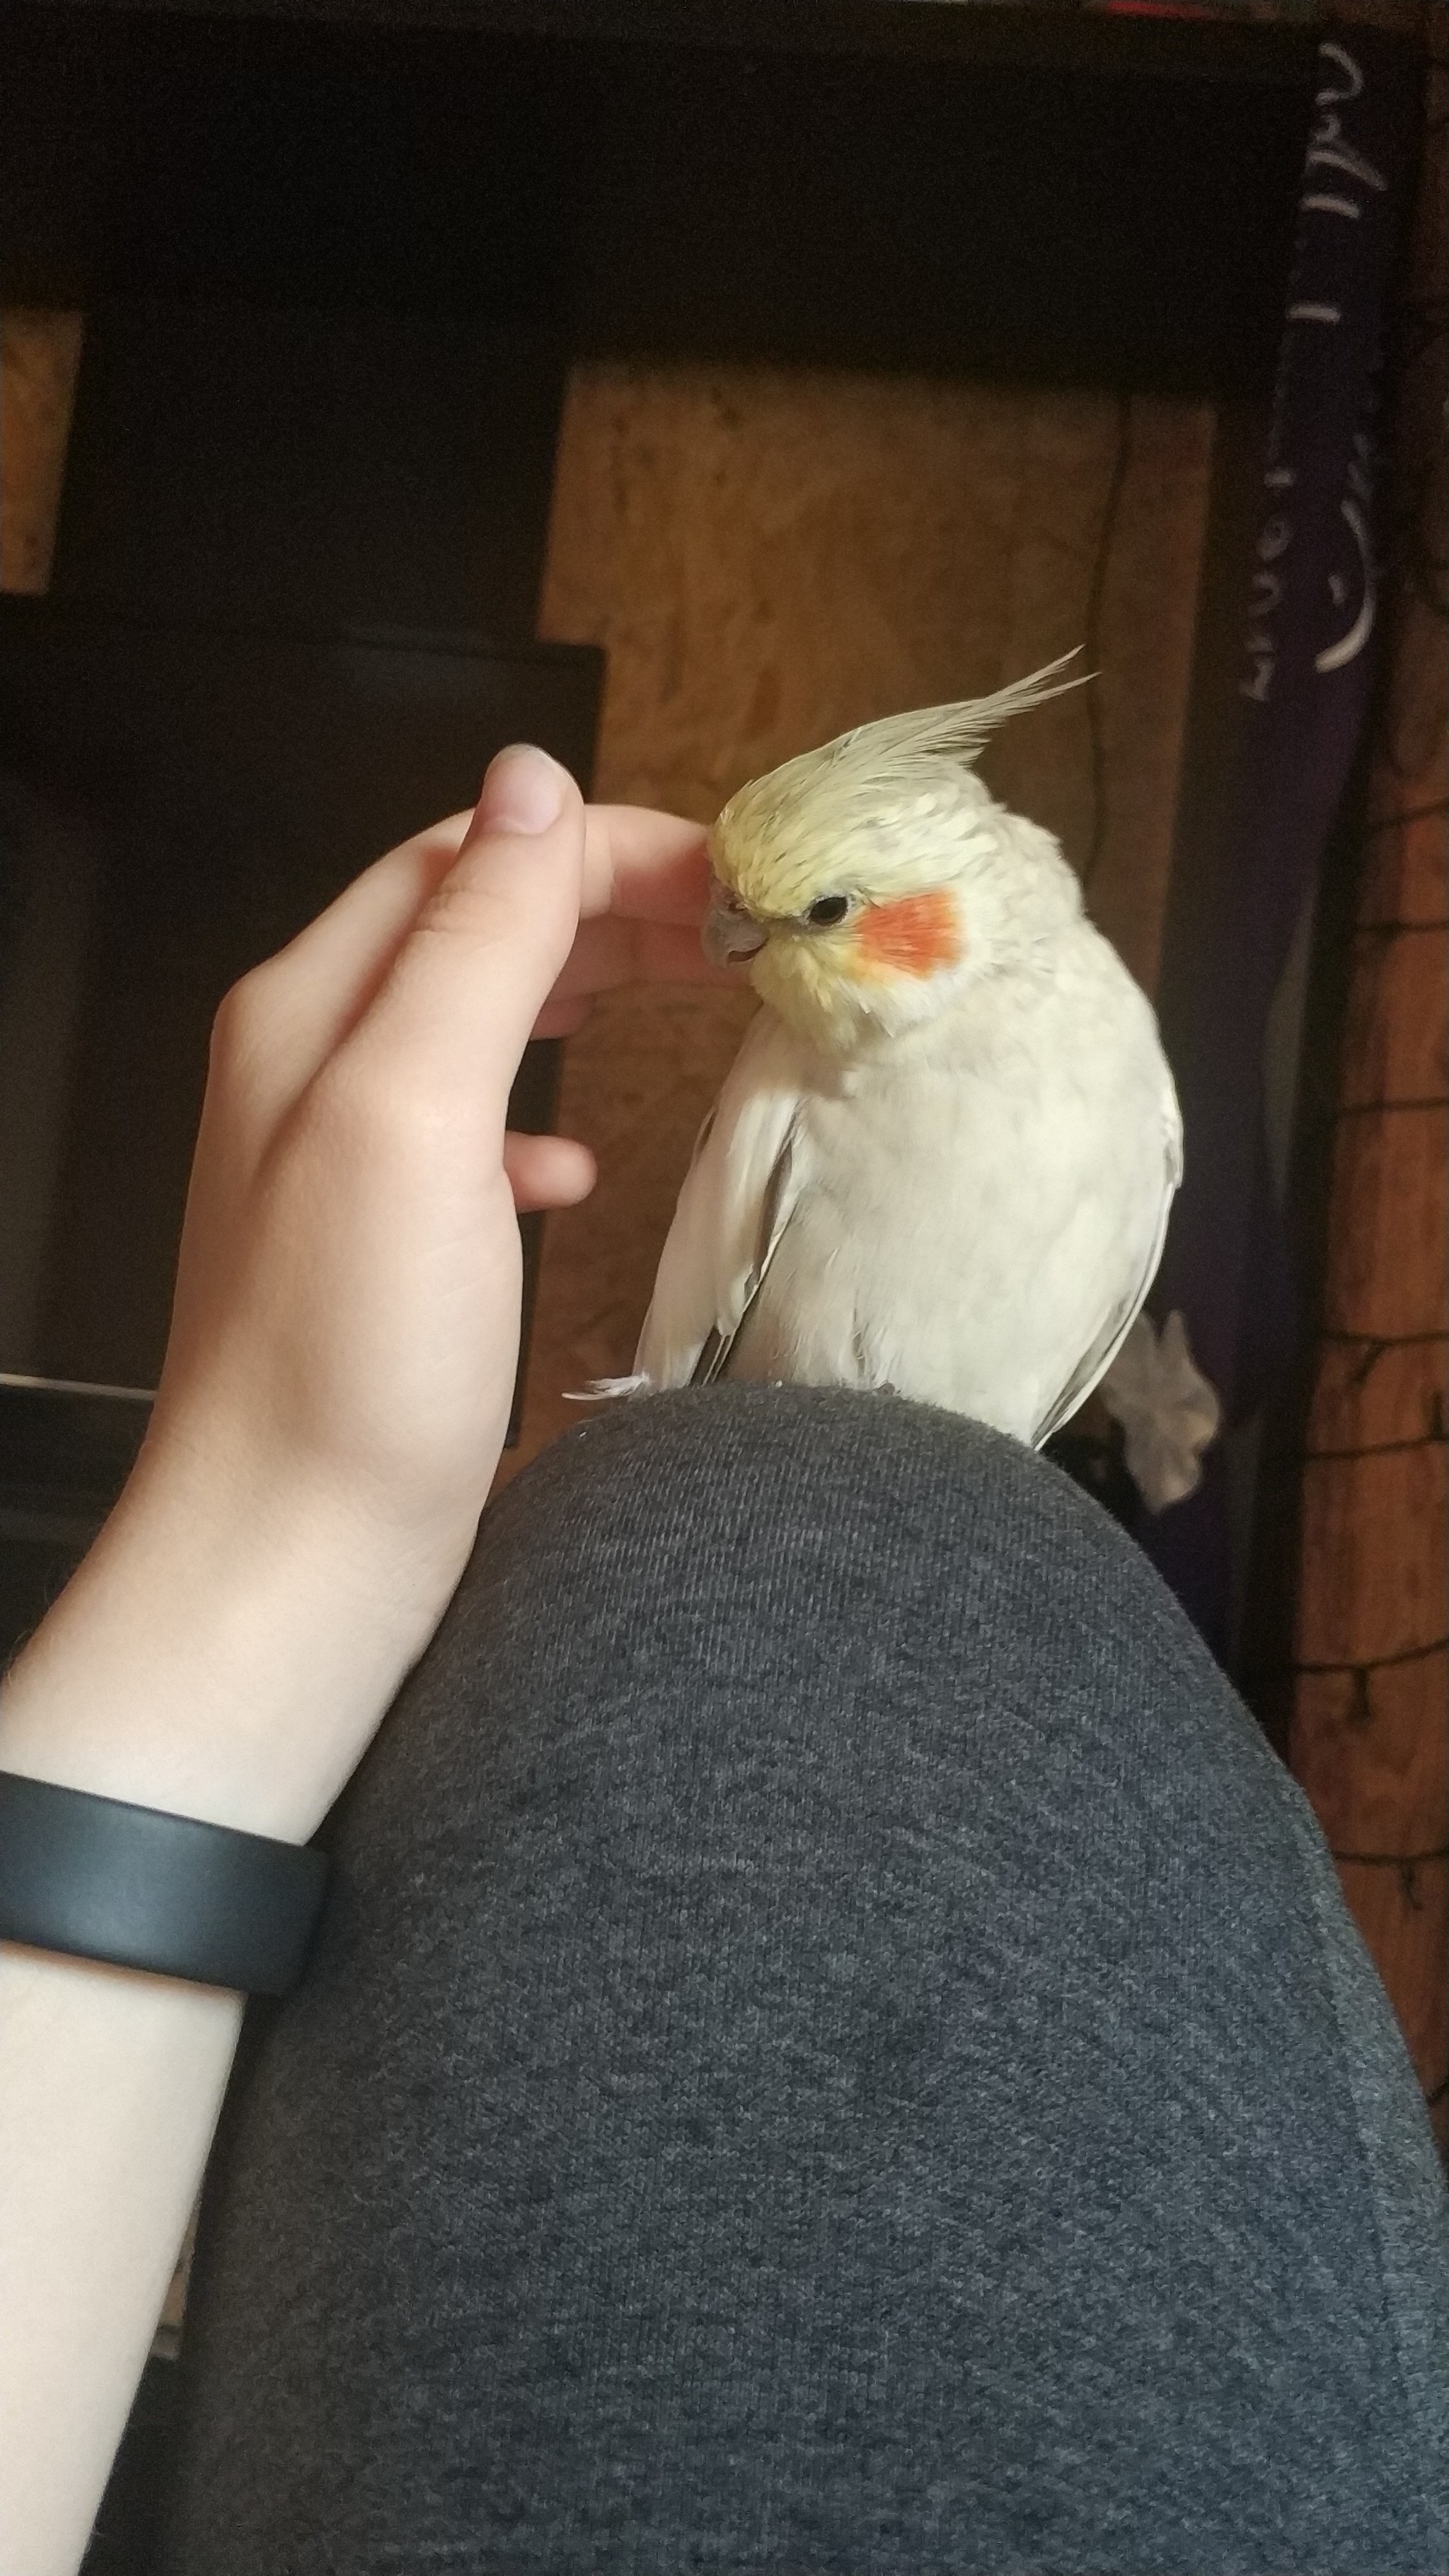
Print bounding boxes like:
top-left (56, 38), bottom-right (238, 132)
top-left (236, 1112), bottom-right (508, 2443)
top-left (593, 659), bottom-right (1219, 1507)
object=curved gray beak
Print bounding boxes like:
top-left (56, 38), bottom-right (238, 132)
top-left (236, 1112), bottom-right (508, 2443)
top-left (702, 874), bottom-right (769, 969)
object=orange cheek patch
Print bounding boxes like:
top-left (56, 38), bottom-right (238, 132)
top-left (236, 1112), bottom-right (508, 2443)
top-left (854, 889), bottom-right (962, 978)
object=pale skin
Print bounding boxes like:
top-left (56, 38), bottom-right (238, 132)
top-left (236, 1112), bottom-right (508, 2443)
top-left (0, 747), bottom-right (728, 2576)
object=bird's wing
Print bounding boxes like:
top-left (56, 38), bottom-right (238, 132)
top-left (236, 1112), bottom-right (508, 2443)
top-left (1030, 1080), bottom-right (1182, 1449)
top-left (634, 1015), bottom-right (809, 1389)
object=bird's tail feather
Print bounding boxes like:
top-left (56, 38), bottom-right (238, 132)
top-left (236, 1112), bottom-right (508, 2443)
top-left (562, 1373), bottom-right (653, 1403)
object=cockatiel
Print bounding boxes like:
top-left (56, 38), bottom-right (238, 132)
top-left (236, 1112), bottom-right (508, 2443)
top-left (590, 657), bottom-right (1219, 1505)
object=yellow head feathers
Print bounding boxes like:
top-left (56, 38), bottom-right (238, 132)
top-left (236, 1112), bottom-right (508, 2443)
top-left (705, 653), bottom-right (1086, 1053)
top-left (710, 652), bottom-right (1082, 919)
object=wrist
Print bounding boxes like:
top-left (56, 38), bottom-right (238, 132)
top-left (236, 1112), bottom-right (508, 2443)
top-left (0, 1448), bottom-right (461, 1844)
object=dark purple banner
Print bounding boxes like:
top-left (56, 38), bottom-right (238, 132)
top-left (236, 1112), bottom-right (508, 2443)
top-left (1139, 30), bottom-right (1419, 1660)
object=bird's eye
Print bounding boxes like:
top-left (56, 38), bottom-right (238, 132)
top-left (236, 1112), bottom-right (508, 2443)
top-left (805, 894), bottom-right (850, 927)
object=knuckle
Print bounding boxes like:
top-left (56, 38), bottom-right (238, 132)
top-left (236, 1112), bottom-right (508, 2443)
top-left (208, 966), bottom-right (270, 1071)
top-left (415, 865), bottom-right (516, 948)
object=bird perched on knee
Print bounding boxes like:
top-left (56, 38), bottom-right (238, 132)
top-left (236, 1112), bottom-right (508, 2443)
top-left (586, 657), bottom-right (1218, 1510)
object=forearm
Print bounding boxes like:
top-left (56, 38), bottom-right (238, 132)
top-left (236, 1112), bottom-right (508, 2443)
top-left (1, 1943), bottom-right (242, 2576)
top-left (0, 1468), bottom-right (438, 2576)
top-left (0, 753), bottom-right (647, 2572)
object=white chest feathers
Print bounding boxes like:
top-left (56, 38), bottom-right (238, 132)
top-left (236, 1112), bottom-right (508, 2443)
top-left (628, 918), bottom-right (1185, 1454)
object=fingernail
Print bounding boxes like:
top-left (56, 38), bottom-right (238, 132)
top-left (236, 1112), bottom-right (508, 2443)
top-left (478, 744), bottom-right (567, 835)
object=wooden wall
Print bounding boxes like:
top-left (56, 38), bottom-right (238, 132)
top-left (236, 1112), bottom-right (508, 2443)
top-left (0, 310), bottom-right (81, 594)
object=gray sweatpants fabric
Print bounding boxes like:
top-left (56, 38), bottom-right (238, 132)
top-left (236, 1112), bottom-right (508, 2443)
top-left (163, 1386), bottom-right (1449, 2575)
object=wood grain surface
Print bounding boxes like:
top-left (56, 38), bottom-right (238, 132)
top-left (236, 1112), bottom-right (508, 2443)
top-left (0, 311), bottom-right (81, 596)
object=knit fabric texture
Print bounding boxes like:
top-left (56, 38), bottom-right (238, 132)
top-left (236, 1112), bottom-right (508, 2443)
top-left (162, 1386), bottom-right (1449, 2574)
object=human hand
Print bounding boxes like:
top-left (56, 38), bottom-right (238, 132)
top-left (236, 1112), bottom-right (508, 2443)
top-left (132, 744), bottom-right (716, 1641)
top-left (0, 747), bottom-right (728, 2574)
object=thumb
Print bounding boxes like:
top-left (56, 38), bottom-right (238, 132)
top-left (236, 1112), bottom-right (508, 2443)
top-left (344, 746), bottom-right (586, 1124)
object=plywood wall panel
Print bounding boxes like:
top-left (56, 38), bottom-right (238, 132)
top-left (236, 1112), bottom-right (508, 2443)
top-left (1307, 1335), bottom-right (1447, 1456)
top-left (1315, 1108), bottom-right (1448, 1346)
top-left (0, 311), bottom-right (81, 596)
top-left (1297, 1442), bottom-right (1447, 1672)
top-left (986, 390), bottom-right (1213, 991)
top-left (1337, 923), bottom-right (1447, 1108)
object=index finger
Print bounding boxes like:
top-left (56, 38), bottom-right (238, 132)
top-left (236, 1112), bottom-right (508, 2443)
top-left (581, 805), bottom-right (712, 927)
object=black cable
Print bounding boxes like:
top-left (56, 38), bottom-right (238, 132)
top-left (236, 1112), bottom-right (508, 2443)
top-left (1079, 391), bottom-right (1132, 895)
top-left (1363, 796), bottom-right (1448, 835)
top-left (1295, 1634), bottom-right (1448, 1679)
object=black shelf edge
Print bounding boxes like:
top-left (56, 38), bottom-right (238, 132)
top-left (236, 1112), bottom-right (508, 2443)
top-left (3, 0), bottom-right (1322, 88)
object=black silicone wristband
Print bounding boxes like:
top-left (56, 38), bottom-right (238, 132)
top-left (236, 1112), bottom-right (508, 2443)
top-left (0, 1770), bottom-right (328, 1994)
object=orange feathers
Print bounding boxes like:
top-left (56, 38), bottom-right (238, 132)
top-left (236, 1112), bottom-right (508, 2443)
top-left (854, 889), bottom-right (962, 979)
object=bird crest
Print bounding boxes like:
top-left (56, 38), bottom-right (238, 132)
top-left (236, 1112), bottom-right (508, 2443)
top-left (712, 651), bottom-right (1087, 919)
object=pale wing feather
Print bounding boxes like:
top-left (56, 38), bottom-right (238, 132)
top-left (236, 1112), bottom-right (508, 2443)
top-left (1031, 1084), bottom-right (1182, 1448)
top-left (634, 1015), bottom-right (809, 1389)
